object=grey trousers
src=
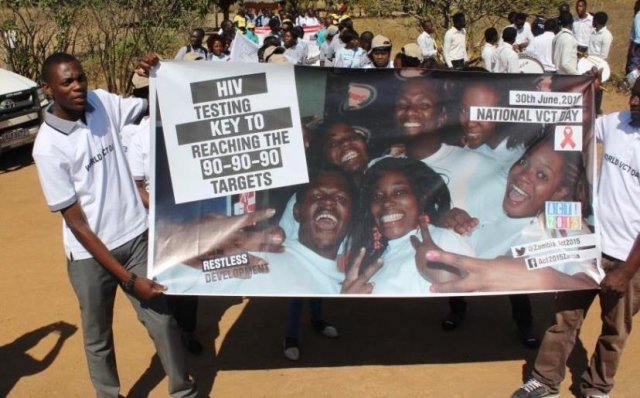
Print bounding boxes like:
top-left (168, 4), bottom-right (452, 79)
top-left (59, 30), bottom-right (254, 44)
top-left (67, 232), bottom-right (197, 398)
top-left (531, 255), bottom-right (640, 396)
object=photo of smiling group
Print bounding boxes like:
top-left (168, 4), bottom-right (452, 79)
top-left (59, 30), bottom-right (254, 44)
top-left (152, 65), bottom-right (603, 297)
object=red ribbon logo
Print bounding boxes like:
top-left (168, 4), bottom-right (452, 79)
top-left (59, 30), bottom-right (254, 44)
top-left (560, 126), bottom-right (576, 149)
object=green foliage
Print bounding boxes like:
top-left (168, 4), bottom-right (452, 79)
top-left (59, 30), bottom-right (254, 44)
top-left (0, 0), bottom-right (209, 92)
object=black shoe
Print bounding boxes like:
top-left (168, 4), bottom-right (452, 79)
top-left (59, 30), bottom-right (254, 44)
top-left (283, 337), bottom-right (300, 361)
top-left (441, 311), bottom-right (465, 331)
top-left (518, 326), bottom-right (540, 349)
top-left (311, 319), bottom-right (339, 338)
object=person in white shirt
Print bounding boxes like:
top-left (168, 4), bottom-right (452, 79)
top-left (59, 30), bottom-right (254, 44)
top-left (458, 80), bottom-right (541, 173)
top-left (510, 76), bottom-right (640, 398)
top-left (283, 28), bottom-right (308, 65)
top-left (174, 28), bottom-right (208, 60)
top-left (319, 25), bottom-right (339, 66)
top-left (526, 18), bottom-right (557, 73)
top-left (513, 12), bottom-right (535, 51)
top-left (417, 19), bottom-right (439, 62)
top-left (364, 35), bottom-right (394, 69)
top-left (32, 52), bottom-right (197, 398)
top-left (573, 0), bottom-right (593, 53)
top-left (495, 27), bottom-right (520, 73)
top-left (481, 27), bottom-right (498, 72)
top-left (553, 12), bottom-right (579, 74)
top-left (589, 12), bottom-right (613, 115)
top-left (443, 12), bottom-right (468, 69)
top-left (346, 157), bottom-right (474, 295)
top-left (333, 29), bottom-right (366, 68)
top-left (588, 11), bottom-right (612, 60)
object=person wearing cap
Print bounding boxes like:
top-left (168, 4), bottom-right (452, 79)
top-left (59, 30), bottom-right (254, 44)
top-left (417, 19), bottom-right (440, 62)
top-left (319, 25), bottom-right (339, 67)
top-left (244, 22), bottom-right (259, 44)
top-left (364, 35), bottom-right (393, 69)
top-left (334, 29), bottom-right (366, 68)
top-left (263, 45), bottom-right (292, 64)
top-left (174, 28), bottom-right (208, 60)
top-left (394, 43), bottom-right (424, 68)
top-left (443, 12), bottom-right (468, 69)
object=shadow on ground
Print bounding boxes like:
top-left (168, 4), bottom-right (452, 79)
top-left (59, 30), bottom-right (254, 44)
top-left (0, 144), bottom-right (34, 174)
top-left (0, 321), bottom-right (77, 397)
top-left (121, 294), bottom-right (592, 398)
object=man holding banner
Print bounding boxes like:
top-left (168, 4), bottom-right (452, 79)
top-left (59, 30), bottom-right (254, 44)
top-left (511, 76), bottom-right (640, 398)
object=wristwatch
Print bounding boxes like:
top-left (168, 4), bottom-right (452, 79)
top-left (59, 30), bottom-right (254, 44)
top-left (123, 273), bottom-right (138, 291)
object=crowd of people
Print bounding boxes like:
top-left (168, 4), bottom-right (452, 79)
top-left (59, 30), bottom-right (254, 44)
top-left (26, 0), bottom-right (640, 397)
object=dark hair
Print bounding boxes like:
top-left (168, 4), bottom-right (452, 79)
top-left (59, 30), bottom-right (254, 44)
top-left (307, 120), bottom-right (369, 171)
top-left (544, 18), bottom-right (558, 32)
top-left (340, 29), bottom-right (359, 44)
top-left (398, 52), bottom-right (421, 68)
top-left (515, 12), bottom-right (528, 21)
top-left (360, 31), bottom-right (374, 42)
top-left (338, 18), bottom-right (353, 30)
top-left (282, 21), bottom-right (294, 31)
top-left (422, 19), bottom-right (433, 30)
top-left (268, 18), bottom-right (280, 29)
top-left (206, 34), bottom-right (224, 51)
top-left (507, 11), bottom-right (518, 22)
top-left (290, 26), bottom-right (303, 39)
top-left (502, 26), bottom-right (517, 43)
top-left (346, 157), bottom-right (451, 273)
top-left (484, 27), bottom-right (498, 43)
top-left (263, 36), bottom-right (281, 48)
top-left (452, 12), bottom-right (465, 25)
top-left (576, 0), bottom-right (587, 6)
top-left (593, 11), bottom-right (608, 26)
top-left (559, 11), bottom-right (573, 27)
top-left (193, 28), bottom-right (205, 37)
top-left (41, 52), bottom-right (79, 83)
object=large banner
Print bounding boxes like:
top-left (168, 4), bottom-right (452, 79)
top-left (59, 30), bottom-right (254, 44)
top-left (149, 62), bottom-right (603, 297)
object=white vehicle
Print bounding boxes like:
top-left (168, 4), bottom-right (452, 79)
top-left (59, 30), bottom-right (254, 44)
top-left (0, 68), bottom-right (48, 156)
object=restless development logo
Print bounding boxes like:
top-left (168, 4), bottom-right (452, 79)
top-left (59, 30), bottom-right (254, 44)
top-left (199, 252), bottom-right (269, 283)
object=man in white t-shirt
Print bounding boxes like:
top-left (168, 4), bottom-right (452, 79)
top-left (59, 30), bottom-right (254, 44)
top-left (553, 12), bottom-right (579, 74)
top-left (526, 18), bottom-right (557, 73)
top-left (511, 78), bottom-right (640, 398)
top-left (494, 27), bottom-right (519, 73)
top-left (573, 0), bottom-right (593, 53)
top-left (481, 27), bottom-right (499, 72)
top-left (31, 53), bottom-right (197, 398)
top-left (417, 19), bottom-right (439, 63)
top-left (443, 12), bottom-right (468, 69)
top-left (588, 11), bottom-right (613, 116)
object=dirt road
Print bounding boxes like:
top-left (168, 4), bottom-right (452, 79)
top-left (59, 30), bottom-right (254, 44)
top-left (1, 93), bottom-right (639, 397)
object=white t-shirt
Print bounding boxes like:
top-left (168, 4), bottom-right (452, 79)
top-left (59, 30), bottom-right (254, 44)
top-left (126, 117), bottom-right (151, 191)
top-left (443, 27), bottom-right (467, 67)
top-left (32, 90), bottom-right (148, 260)
top-left (417, 31), bottom-right (437, 59)
top-left (369, 227), bottom-right (474, 295)
top-left (158, 239), bottom-right (344, 295)
top-left (573, 14), bottom-right (594, 48)
top-left (472, 139), bottom-right (524, 176)
top-left (588, 27), bottom-right (613, 60)
top-left (421, 144), bottom-right (506, 223)
top-left (481, 43), bottom-right (497, 71)
top-left (527, 31), bottom-right (556, 72)
top-left (595, 112), bottom-right (640, 260)
top-left (494, 42), bottom-right (519, 73)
